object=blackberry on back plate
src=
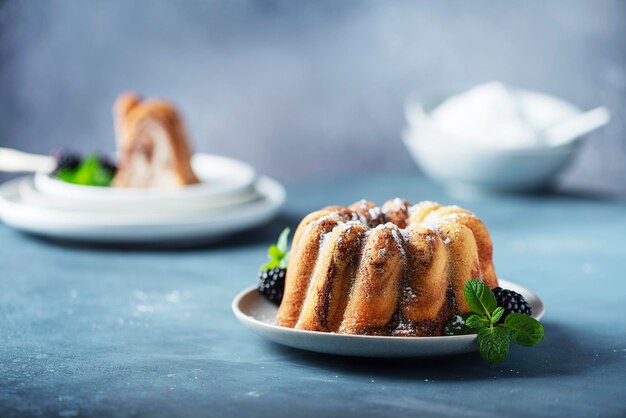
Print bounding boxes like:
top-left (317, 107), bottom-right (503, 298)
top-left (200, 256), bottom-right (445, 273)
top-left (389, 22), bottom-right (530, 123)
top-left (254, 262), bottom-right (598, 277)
top-left (52, 150), bottom-right (81, 174)
top-left (493, 286), bottom-right (533, 321)
top-left (257, 228), bottom-right (291, 305)
top-left (97, 154), bottom-right (117, 173)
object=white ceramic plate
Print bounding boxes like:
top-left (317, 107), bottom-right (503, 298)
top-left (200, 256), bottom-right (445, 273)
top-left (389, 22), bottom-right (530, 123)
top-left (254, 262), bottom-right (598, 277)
top-left (19, 177), bottom-right (261, 213)
top-left (232, 279), bottom-right (544, 358)
top-left (34, 153), bottom-right (256, 202)
top-left (0, 175), bottom-right (285, 243)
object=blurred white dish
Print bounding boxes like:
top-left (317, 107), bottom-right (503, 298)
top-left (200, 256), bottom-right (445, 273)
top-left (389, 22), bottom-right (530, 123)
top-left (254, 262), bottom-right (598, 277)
top-left (0, 175), bottom-right (285, 243)
top-left (403, 85), bottom-right (609, 193)
top-left (19, 177), bottom-right (260, 213)
top-left (232, 279), bottom-right (544, 358)
top-left (34, 153), bottom-right (256, 202)
top-left (402, 130), bottom-right (579, 193)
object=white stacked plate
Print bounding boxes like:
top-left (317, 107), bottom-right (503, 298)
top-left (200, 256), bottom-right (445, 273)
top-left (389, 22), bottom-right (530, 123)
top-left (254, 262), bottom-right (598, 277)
top-left (0, 154), bottom-right (286, 243)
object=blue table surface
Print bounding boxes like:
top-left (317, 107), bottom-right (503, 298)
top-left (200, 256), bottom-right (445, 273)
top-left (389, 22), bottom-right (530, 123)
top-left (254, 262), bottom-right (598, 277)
top-left (1, 173), bottom-right (625, 418)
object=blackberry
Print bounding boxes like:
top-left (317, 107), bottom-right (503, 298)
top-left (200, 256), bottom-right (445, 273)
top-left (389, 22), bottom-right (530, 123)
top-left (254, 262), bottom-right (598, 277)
top-left (52, 150), bottom-right (81, 174)
top-left (97, 155), bottom-right (117, 173)
top-left (258, 268), bottom-right (286, 305)
top-left (493, 287), bottom-right (532, 321)
top-left (257, 228), bottom-right (291, 304)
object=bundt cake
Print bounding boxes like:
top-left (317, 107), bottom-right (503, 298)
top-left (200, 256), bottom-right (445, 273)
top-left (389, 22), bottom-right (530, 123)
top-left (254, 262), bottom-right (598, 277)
top-left (276, 199), bottom-right (498, 336)
top-left (112, 92), bottom-right (199, 188)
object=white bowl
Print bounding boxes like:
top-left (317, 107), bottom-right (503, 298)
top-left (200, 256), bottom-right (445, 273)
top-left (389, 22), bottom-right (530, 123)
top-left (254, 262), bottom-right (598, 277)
top-left (402, 130), bottom-right (579, 193)
top-left (402, 87), bottom-right (595, 193)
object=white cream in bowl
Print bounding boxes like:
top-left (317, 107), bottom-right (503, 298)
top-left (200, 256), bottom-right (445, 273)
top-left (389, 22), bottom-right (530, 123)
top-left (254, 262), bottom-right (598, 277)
top-left (427, 82), bottom-right (580, 149)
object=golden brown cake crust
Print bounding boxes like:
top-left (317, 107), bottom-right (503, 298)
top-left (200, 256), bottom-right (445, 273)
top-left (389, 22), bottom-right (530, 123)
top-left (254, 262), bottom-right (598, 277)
top-left (276, 199), bottom-right (499, 337)
top-left (112, 93), bottom-right (199, 188)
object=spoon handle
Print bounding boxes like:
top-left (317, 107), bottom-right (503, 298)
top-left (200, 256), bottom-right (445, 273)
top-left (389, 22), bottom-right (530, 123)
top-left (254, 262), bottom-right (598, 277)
top-left (545, 107), bottom-right (610, 146)
top-left (0, 147), bottom-right (56, 173)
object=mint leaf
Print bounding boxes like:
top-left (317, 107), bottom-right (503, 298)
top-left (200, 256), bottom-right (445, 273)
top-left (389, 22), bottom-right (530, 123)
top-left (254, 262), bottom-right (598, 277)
top-left (56, 169), bottom-right (77, 183)
top-left (457, 282), bottom-right (545, 364)
top-left (276, 228), bottom-right (291, 253)
top-left (465, 314), bottom-right (488, 330)
top-left (443, 313), bottom-right (475, 336)
top-left (491, 307), bottom-right (505, 324)
top-left (278, 256), bottom-right (289, 269)
top-left (477, 327), bottom-right (510, 364)
top-left (261, 259), bottom-right (280, 271)
top-left (260, 228), bottom-right (291, 272)
top-left (464, 279), bottom-right (497, 316)
top-left (504, 313), bottom-right (544, 346)
top-left (268, 245), bottom-right (284, 260)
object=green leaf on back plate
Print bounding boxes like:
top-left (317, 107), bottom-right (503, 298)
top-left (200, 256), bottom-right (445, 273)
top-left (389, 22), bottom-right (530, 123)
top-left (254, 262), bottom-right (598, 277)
top-left (443, 313), bottom-right (475, 336)
top-left (491, 307), bottom-right (505, 324)
top-left (465, 314), bottom-right (488, 330)
top-left (477, 327), bottom-right (510, 364)
top-left (55, 170), bottom-right (76, 183)
top-left (55, 155), bottom-right (114, 187)
top-left (464, 279), bottom-right (497, 316)
top-left (504, 313), bottom-right (544, 346)
top-left (276, 228), bottom-right (291, 253)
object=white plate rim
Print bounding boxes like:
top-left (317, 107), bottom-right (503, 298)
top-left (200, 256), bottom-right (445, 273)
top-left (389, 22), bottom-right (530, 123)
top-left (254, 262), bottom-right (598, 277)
top-left (232, 279), bottom-right (544, 356)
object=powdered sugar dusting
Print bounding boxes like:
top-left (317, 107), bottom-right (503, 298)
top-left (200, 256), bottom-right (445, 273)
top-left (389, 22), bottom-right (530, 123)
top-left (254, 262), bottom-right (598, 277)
top-left (368, 206), bottom-right (382, 220)
top-left (382, 197), bottom-right (407, 213)
top-left (440, 212), bottom-right (471, 222)
top-left (408, 200), bottom-right (439, 215)
top-left (419, 222), bottom-right (438, 233)
top-left (403, 285), bottom-right (418, 302)
top-left (389, 225), bottom-right (407, 258)
top-left (310, 199), bottom-right (475, 255)
top-left (349, 211), bottom-right (368, 224)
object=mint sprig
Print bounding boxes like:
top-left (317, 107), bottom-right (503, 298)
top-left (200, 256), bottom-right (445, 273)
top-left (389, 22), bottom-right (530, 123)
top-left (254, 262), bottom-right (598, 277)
top-left (56, 155), bottom-right (115, 187)
top-left (261, 228), bottom-right (291, 271)
top-left (446, 279), bottom-right (544, 364)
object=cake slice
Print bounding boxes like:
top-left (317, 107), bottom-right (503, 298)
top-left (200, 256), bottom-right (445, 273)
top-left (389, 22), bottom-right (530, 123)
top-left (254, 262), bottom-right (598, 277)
top-left (112, 92), bottom-right (199, 188)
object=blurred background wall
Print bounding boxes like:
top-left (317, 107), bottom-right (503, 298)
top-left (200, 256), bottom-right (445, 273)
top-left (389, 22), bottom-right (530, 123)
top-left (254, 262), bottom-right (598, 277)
top-left (1, 0), bottom-right (625, 193)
